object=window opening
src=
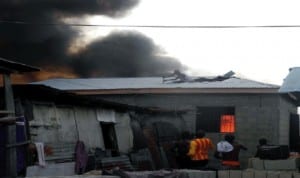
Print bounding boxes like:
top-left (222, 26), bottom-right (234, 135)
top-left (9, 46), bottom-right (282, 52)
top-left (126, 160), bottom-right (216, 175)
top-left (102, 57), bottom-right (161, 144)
top-left (196, 107), bottom-right (235, 133)
top-left (220, 114), bottom-right (235, 133)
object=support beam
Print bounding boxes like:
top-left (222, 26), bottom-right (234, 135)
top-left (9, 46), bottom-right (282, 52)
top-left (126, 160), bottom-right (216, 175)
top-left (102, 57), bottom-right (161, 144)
top-left (3, 74), bottom-right (17, 177)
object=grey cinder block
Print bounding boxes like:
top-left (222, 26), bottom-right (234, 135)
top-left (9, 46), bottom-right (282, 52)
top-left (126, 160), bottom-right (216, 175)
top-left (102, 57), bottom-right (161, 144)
top-left (254, 170), bottom-right (267, 178)
top-left (242, 170), bottom-right (254, 178)
top-left (292, 172), bottom-right (300, 178)
top-left (250, 158), bottom-right (265, 170)
top-left (264, 159), bottom-right (299, 171)
top-left (219, 170), bottom-right (230, 178)
top-left (230, 170), bottom-right (242, 178)
top-left (279, 172), bottom-right (292, 178)
top-left (267, 171), bottom-right (280, 178)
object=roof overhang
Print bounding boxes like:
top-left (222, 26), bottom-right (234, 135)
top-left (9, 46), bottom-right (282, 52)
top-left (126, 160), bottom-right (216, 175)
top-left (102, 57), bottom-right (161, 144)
top-left (0, 57), bottom-right (40, 74)
top-left (71, 87), bottom-right (279, 95)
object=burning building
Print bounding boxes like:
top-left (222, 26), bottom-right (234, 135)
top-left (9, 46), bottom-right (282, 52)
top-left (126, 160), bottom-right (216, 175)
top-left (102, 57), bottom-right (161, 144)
top-left (32, 71), bottom-right (299, 169)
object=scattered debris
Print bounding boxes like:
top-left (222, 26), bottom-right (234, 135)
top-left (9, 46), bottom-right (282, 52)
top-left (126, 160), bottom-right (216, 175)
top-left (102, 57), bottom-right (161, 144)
top-left (163, 70), bottom-right (235, 83)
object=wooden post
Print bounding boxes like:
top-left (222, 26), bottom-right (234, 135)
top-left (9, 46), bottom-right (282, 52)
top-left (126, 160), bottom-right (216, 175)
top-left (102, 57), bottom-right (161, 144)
top-left (3, 74), bottom-right (17, 177)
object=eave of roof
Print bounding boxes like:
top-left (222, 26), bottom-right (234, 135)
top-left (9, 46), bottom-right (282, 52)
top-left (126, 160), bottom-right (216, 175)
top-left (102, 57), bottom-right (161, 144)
top-left (72, 87), bottom-right (279, 95)
top-left (0, 57), bottom-right (40, 73)
top-left (30, 76), bottom-right (280, 96)
top-left (6, 84), bottom-right (187, 114)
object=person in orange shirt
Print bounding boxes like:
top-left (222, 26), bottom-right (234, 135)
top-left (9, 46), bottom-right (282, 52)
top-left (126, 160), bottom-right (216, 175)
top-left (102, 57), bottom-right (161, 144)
top-left (187, 130), bottom-right (214, 169)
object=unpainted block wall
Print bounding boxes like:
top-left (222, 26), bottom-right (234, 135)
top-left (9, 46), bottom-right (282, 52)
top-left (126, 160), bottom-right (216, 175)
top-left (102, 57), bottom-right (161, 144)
top-left (99, 93), bottom-right (296, 168)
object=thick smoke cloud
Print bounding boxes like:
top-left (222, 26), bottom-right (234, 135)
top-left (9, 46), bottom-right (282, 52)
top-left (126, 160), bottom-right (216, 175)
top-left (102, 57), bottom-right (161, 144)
top-left (0, 0), bottom-right (138, 19)
top-left (0, 0), bottom-right (185, 81)
top-left (72, 31), bottom-right (185, 77)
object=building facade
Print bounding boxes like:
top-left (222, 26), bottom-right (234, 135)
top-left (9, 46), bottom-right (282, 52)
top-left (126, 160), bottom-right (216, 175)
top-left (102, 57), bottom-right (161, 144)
top-left (32, 76), bottom-right (298, 168)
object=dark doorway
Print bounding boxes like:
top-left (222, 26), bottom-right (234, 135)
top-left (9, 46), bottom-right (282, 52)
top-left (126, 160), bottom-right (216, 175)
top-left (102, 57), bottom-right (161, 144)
top-left (100, 122), bottom-right (119, 156)
top-left (290, 114), bottom-right (300, 152)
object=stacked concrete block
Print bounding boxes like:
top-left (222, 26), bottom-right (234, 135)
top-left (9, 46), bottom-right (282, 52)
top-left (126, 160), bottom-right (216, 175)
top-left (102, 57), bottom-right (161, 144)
top-left (264, 159), bottom-right (299, 171)
top-left (179, 169), bottom-right (216, 178)
top-left (201, 170), bottom-right (216, 178)
top-left (242, 170), bottom-right (255, 178)
top-left (218, 170), bottom-right (230, 178)
top-left (279, 172), bottom-right (293, 178)
top-left (218, 169), bottom-right (298, 178)
top-left (230, 170), bottom-right (242, 178)
top-left (249, 158), bottom-right (265, 170)
top-left (249, 158), bottom-right (300, 172)
top-left (267, 171), bottom-right (280, 178)
top-left (292, 172), bottom-right (300, 178)
top-left (254, 170), bottom-right (268, 178)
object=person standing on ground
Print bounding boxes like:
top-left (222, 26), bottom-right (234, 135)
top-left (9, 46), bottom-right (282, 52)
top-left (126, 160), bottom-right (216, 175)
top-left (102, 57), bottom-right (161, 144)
top-left (187, 130), bottom-right (214, 169)
top-left (217, 134), bottom-right (247, 169)
top-left (172, 131), bottom-right (192, 169)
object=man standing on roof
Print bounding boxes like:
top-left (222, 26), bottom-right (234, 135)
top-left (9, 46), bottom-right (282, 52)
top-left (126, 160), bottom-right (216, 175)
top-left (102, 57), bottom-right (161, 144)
top-left (187, 130), bottom-right (214, 169)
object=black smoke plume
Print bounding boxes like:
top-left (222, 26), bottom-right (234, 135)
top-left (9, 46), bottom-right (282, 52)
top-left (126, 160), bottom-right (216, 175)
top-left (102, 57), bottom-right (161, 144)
top-left (0, 0), bottom-right (185, 81)
top-left (72, 31), bottom-right (185, 77)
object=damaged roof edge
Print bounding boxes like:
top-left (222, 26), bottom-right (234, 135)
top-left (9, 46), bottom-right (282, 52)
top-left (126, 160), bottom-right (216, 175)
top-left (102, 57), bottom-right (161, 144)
top-left (279, 67), bottom-right (300, 93)
top-left (278, 67), bottom-right (300, 106)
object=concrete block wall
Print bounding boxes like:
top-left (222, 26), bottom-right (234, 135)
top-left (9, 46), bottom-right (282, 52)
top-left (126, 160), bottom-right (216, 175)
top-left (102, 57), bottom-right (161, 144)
top-left (293, 173), bottom-right (300, 178)
top-left (242, 170), bottom-right (255, 178)
top-left (254, 171), bottom-right (268, 178)
top-left (99, 93), bottom-right (295, 168)
top-left (230, 170), bottom-right (243, 178)
top-left (249, 158), bottom-right (300, 171)
top-left (267, 171), bottom-right (280, 178)
top-left (219, 170), bottom-right (296, 178)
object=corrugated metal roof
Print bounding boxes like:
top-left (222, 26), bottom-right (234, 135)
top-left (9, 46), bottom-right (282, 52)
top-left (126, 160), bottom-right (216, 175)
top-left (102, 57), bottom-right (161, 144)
top-left (31, 77), bottom-right (279, 91)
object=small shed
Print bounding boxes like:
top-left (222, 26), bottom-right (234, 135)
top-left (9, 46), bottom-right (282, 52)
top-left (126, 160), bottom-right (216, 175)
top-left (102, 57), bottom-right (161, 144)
top-left (2, 84), bottom-right (187, 175)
